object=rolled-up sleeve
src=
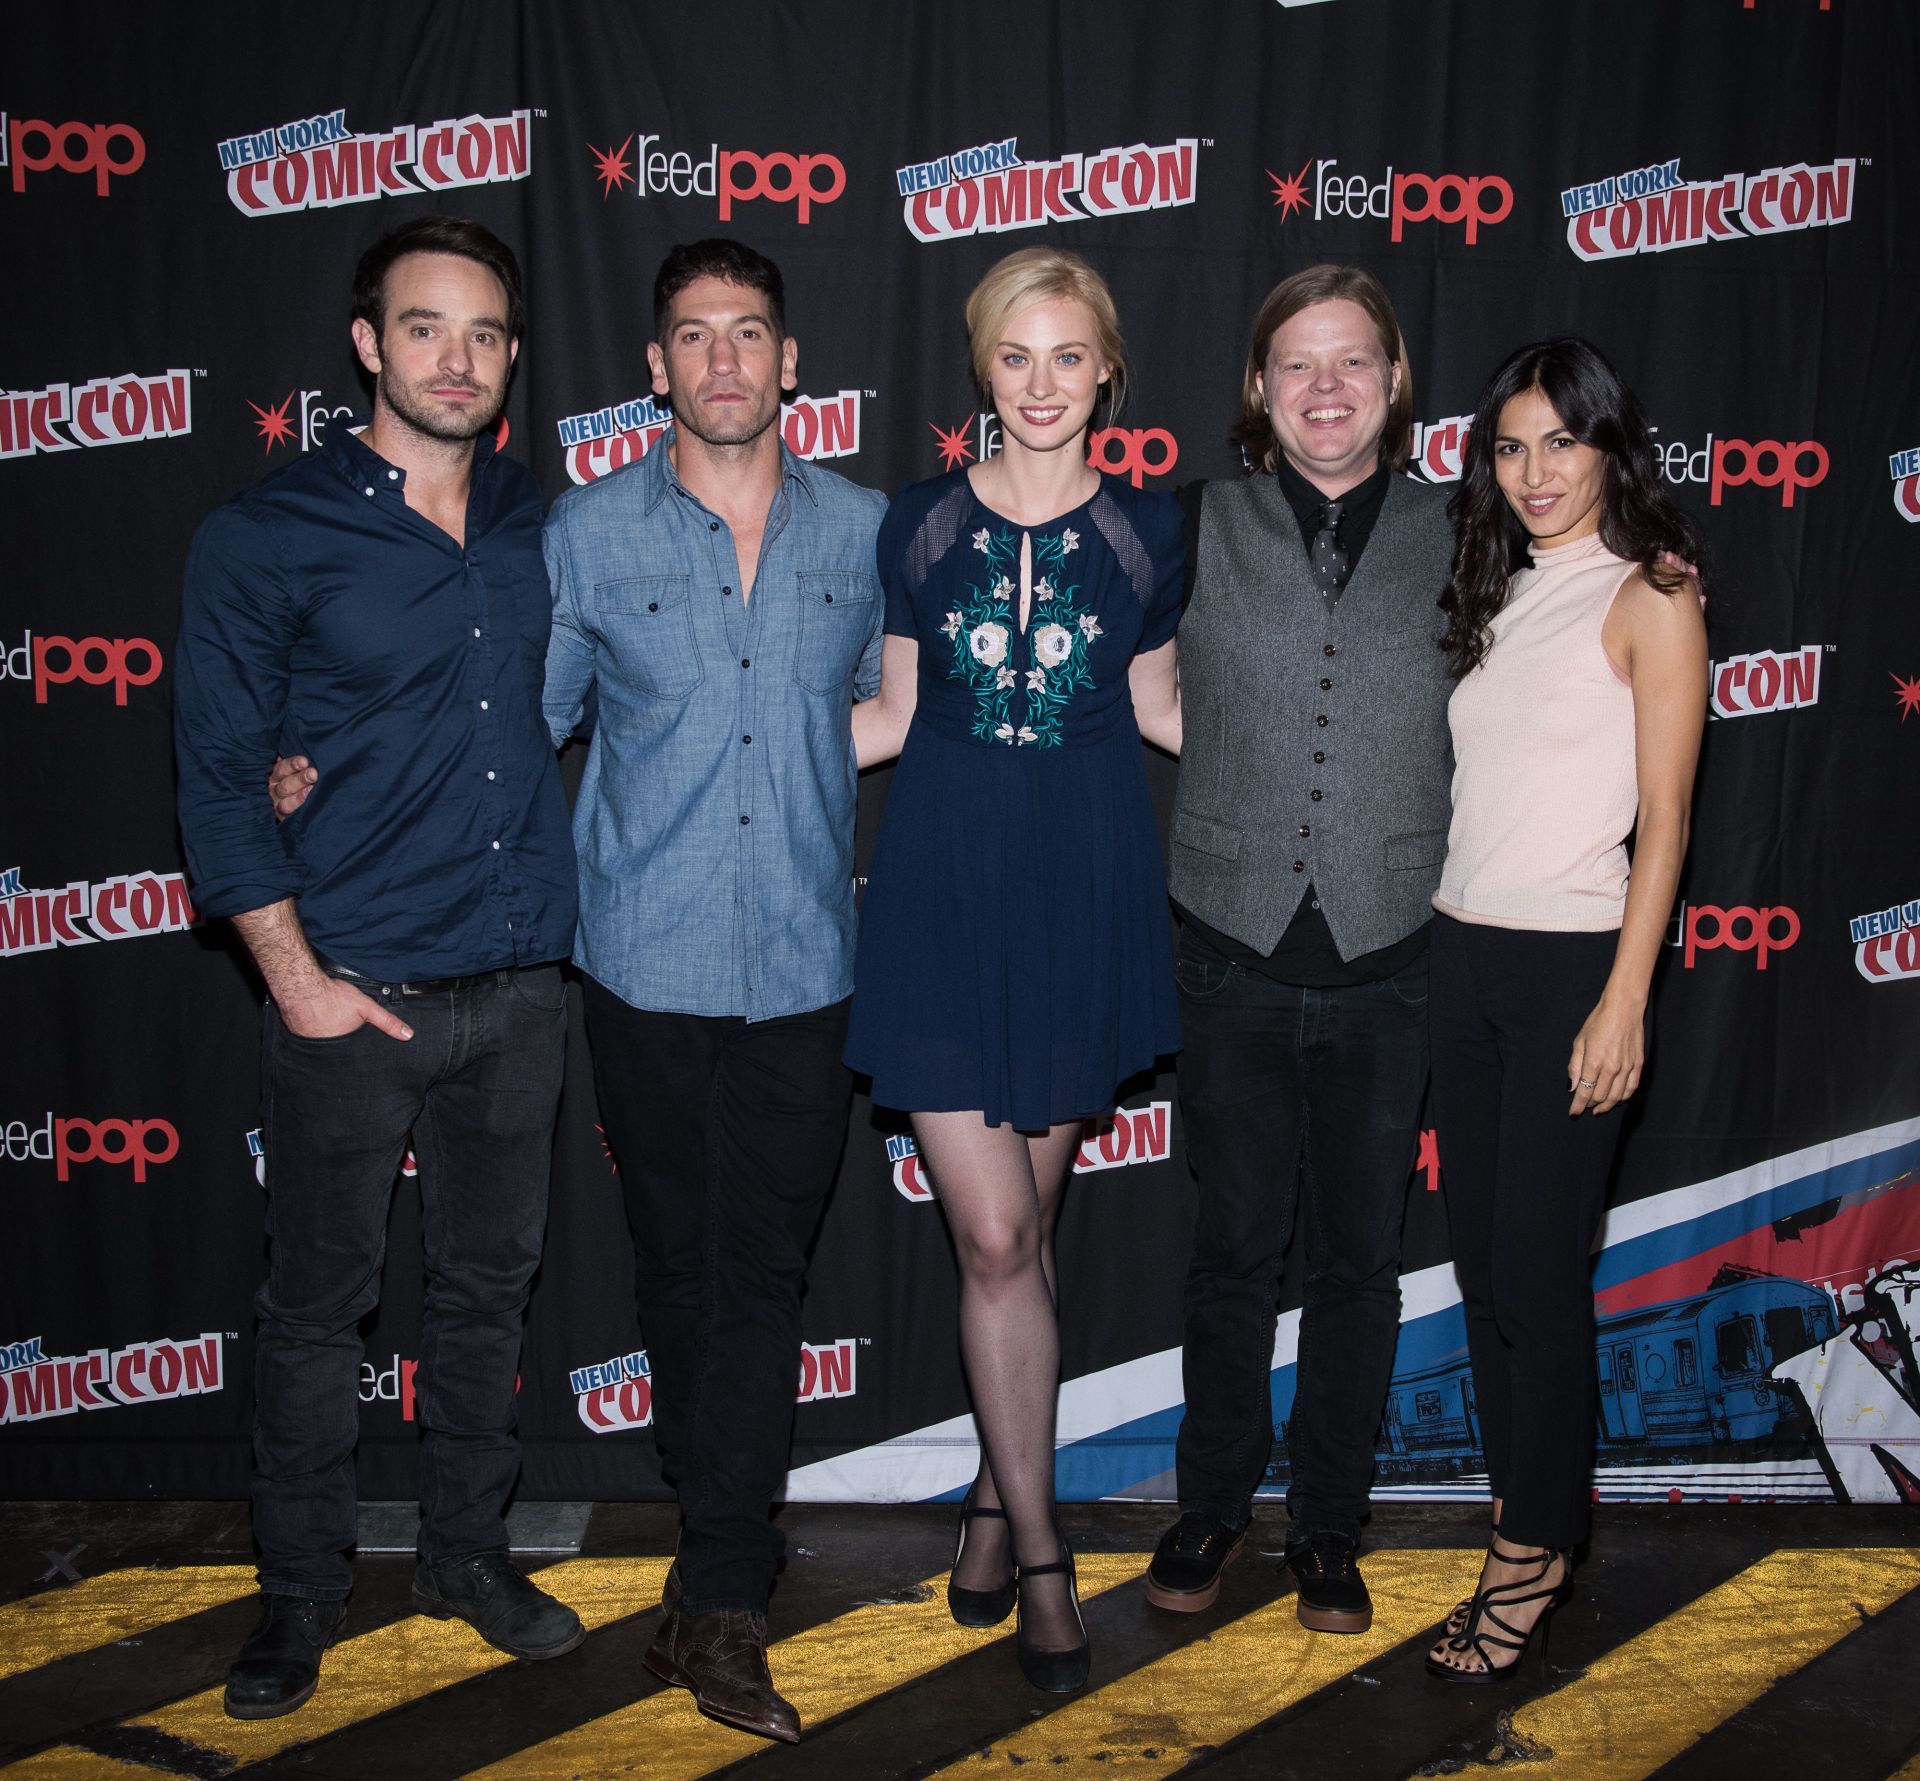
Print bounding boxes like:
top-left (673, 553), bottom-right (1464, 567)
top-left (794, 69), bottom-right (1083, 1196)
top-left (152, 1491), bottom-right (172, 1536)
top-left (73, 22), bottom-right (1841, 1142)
top-left (172, 503), bottom-right (304, 917)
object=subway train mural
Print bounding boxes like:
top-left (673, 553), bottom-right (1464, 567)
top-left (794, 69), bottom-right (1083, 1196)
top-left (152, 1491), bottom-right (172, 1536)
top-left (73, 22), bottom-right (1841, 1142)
top-left (1263, 1272), bottom-right (1841, 1491)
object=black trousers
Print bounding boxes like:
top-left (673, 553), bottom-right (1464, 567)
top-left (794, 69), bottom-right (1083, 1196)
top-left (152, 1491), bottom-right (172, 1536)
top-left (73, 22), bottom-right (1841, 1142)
top-left (253, 965), bottom-right (566, 1599)
top-left (581, 976), bottom-right (851, 1613)
top-left (1172, 923), bottom-right (1430, 1540)
top-left (1429, 914), bottom-right (1625, 1549)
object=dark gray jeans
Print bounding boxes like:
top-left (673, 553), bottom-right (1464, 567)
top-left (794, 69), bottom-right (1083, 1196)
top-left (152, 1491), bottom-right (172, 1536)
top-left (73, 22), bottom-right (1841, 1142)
top-left (1172, 924), bottom-right (1429, 1541)
top-left (252, 963), bottom-right (566, 1599)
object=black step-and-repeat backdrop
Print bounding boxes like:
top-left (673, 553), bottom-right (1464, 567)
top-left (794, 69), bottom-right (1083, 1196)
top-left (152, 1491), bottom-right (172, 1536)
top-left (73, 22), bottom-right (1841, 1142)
top-left (5, 0), bottom-right (1918, 1511)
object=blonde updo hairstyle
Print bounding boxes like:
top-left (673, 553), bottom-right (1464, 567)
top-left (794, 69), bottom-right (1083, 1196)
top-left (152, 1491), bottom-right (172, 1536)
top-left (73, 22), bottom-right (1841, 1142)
top-left (963, 246), bottom-right (1127, 425)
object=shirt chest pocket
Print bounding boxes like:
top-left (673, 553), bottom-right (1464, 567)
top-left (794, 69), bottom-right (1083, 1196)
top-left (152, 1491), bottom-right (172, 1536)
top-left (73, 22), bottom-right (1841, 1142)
top-left (793, 571), bottom-right (876, 697)
top-left (597, 574), bottom-right (704, 701)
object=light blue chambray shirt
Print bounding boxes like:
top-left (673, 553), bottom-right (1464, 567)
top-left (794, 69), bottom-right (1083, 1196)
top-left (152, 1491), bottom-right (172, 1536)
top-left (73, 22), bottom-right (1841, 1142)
top-left (543, 432), bottom-right (884, 1020)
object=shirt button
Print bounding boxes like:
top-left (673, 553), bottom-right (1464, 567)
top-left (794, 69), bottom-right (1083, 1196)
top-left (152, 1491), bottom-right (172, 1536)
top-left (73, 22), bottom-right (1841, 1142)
top-left (740, 814), bottom-right (750, 825)
top-left (480, 699), bottom-right (490, 711)
top-left (486, 770), bottom-right (497, 781)
top-left (741, 658), bottom-right (751, 668)
top-left (363, 486), bottom-right (375, 497)
top-left (387, 469), bottom-right (399, 481)
top-left (491, 840), bottom-right (501, 851)
top-left (1323, 644), bottom-right (1337, 657)
top-left (1320, 677), bottom-right (1332, 690)
top-left (648, 601), bottom-right (658, 612)
top-left (1316, 714), bottom-right (1328, 727)
top-left (473, 627), bottom-right (482, 638)
top-left (1311, 789), bottom-right (1324, 801)
top-left (1313, 750), bottom-right (1325, 763)
top-left (723, 586), bottom-right (733, 596)
top-left (824, 593), bottom-right (834, 603)
top-left (710, 522), bottom-right (719, 532)
top-left (742, 734), bottom-right (752, 745)
top-left (1311, 899), bottom-right (1322, 910)
top-left (1292, 860), bottom-right (1305, 872)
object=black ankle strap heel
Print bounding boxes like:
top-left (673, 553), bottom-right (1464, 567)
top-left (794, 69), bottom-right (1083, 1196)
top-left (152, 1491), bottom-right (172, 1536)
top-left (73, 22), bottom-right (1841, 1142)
top-left (1015, 1532), bottom-right (1090, 1694)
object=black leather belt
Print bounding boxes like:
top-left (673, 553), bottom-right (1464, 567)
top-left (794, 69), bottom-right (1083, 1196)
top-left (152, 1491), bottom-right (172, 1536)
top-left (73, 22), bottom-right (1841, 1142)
top-left (317, 957), bottom-right (513, 998)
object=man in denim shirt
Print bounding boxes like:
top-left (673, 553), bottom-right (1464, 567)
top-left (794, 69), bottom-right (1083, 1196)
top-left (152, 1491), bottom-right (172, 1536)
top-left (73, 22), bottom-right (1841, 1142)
top-left (542, 239), bottom-right (883, 1744)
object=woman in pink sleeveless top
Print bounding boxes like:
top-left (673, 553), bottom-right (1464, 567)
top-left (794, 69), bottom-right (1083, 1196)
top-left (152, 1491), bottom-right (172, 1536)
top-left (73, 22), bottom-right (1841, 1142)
top-left (1424, 339), bottom-right (1709, 1682)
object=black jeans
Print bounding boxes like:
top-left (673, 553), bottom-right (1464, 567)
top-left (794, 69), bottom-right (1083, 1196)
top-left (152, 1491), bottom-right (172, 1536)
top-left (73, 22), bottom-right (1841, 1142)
top-left (1172, 924), bottom-right (1429, 1541)
top-left (1429, 915), bottom-right (1623, 1549)
top-left (253, 963), bottom-right (566, 1599)
top-left (581, 977), bottom-right (852, 1614)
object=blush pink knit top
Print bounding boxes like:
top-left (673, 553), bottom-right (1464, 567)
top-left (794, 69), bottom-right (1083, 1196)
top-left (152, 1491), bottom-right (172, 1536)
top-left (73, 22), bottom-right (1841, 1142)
top-left (1433, 531), bottom-right (1639, 932)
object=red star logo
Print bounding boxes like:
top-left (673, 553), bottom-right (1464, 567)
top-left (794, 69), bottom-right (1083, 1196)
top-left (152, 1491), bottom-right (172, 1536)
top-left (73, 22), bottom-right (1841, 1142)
top-left (930, 419), bottom-right (975, 470)
top-left (1893, 672), bottom-right (1920, 721)
top-left (590, 135), bottom-right (634, 199)
top-left (248, 392), bottom-right (298, 455)
top-left (1267, 161), bottom-right (1311, 219)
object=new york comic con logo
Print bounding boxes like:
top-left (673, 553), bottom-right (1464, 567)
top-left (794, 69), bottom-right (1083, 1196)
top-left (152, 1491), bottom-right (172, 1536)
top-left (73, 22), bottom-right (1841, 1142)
top-left (588, 132), bottom-right (845, 223)
top-left (568, 1340), bottom-right (859, 1433)
top-left (0, 369), bottom-right (192, 462)
top-left (1560, 155), bottom-right (1857, 261)
top-left (896, 135), bottom-right (1200, 243)
top-left (1851, 898), bottom-right (1920, 984)
top-left (1266, 158), bottom-right (1512, 244)
top-left (886, 1102), bottom-right (1172, 1202)
top-left (1891, 445), bottom-right (1920, 523)
top-left (555, 390), bottom-right (863, 486)
top-left (0, 863), bottom-right (198, 959)
top-left (216, 105), bottom-right (531, 217)
top-left (0, 1332), bottom-right (223, 1425)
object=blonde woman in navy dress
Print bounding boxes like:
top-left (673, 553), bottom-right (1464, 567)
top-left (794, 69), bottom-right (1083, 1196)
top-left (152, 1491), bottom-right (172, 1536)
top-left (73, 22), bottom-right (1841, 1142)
top-left (848, 248), bottom-right (1184, 1693)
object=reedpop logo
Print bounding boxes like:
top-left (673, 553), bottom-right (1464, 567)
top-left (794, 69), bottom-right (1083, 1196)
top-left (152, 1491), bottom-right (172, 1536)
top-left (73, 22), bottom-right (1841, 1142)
top-left (590, 132), bottom-right (845, 222)
top-left (1267, 158), bottom-right (1513, 244)
top-left (930, 412), bottom-right (1178, 488)
top-left (1, 112), bottom-right (145, 195)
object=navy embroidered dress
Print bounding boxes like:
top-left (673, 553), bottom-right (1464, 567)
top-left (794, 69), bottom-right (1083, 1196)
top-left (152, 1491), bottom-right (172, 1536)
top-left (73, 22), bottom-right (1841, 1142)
top-left (846, 469), bottom-right (1185, 1128)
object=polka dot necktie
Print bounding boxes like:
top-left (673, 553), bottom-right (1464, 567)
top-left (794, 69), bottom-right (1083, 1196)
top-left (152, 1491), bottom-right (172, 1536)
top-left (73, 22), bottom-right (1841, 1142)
top-left (1310, 499), bottom-right (1348, 614)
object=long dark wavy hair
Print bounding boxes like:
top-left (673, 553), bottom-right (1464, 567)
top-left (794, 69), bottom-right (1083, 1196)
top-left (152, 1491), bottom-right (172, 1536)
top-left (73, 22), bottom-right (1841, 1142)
top-left (1439, 338), bottom-right (1710, 677)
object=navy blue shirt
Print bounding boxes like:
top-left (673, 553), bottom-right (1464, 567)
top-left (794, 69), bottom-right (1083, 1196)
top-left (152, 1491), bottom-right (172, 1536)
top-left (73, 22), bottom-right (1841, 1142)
top-left (174, 423), bottom-right (577, 979)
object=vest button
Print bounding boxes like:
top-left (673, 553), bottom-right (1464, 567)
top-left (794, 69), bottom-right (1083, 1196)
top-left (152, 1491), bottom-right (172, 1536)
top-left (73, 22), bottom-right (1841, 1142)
top-left (1313, 750), bottom-right (1325, 763)
top-left (1311, 789), bottom-right (1323, 801)
top-left (1320, 677), bottom-right (1332, 690)
top-left (1323, 644), bottom-right (1336, 657)
top-left (1298, 825), bottom-right (1310, 837)
top-left (1316, 714), bottom-right (1329, 727)
top-left (1292, 860), bottom-right (1305, 872)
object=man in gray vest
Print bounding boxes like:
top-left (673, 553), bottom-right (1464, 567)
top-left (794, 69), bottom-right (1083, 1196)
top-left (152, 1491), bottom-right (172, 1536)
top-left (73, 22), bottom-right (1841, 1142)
top-left (1145, 265), bottom-right (1453, 1632)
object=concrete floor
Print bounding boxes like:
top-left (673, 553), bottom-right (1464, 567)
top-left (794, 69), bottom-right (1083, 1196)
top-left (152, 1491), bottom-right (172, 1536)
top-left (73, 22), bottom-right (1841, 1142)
top-left (1, 1500), bottom-right (1916, 1778)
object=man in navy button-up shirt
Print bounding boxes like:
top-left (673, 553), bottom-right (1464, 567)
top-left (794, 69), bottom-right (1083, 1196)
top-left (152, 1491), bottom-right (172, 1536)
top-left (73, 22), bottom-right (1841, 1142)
top-left (174, 219), bottom-right (581, 1720)
top-left (541, 239), bottom-right (883, 1746)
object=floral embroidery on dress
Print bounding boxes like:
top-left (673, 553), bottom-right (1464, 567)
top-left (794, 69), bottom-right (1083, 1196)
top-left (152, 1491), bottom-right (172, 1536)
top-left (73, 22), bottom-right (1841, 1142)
top-left (952, 521), bottom-right (1099, 746)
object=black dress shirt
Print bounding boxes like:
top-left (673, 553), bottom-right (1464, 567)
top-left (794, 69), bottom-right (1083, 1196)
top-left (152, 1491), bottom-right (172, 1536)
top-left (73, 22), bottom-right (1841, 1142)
top-left (1174, 460), bottom-right (1429, 988)
top-left (174, 423), bottom-right (577, 979)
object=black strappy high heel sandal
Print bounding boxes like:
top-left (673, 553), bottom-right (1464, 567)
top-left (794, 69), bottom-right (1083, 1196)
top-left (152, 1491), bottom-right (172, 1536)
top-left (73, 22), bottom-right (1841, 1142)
top-left (1442, 1519), bottom-right (1500, 1641)
top-left (1425, 1540), bottom-right (1572, 1684)
top-left (947, 1484), bottom-right (1017, 1627)
top-left (1014, 1530), bottom-right (1090, 1694)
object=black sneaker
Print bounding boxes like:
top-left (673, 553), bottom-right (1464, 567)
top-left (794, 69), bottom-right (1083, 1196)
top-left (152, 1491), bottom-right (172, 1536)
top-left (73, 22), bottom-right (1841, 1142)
top-left (411, 1551), bottom-right (585, 1658)
top-left (1144, 1512), bottom-right (1248, 1612)
top-left (1283, 1529), bottom-right (1371, 1632)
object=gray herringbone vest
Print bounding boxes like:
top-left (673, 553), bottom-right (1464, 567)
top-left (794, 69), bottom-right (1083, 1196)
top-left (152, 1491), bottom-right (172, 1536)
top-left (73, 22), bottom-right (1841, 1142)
top-left (1171, 472), bottom-right (1456, 959)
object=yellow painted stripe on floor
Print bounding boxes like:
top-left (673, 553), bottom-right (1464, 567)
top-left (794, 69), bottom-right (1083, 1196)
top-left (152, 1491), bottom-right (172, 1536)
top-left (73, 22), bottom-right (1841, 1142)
top-left (1511, 1548), bottom-right (1920, 1779)
top-left (924, 1547), bottom-right (1483, 1776)
top-left (0, 1748), bottom-right (157, 1779)
top-left (8, 1558), bottom-right (670, 1778)
top-left (0, 1566), bottom-right (257, 1683)
top-left (1884, 1755), bottom-right (1920, 1780)
top-left (464, 1553), bottom-right (1148, 1780)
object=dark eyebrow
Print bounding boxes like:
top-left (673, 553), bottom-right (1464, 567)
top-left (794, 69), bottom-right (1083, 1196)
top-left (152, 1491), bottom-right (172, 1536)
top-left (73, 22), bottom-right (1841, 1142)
top-left (673, 311), bottom-right (775, 332)
top-left (999, 339), bottom-right (1093, 353)
top-left (395, 305), bottom-right (508, 332)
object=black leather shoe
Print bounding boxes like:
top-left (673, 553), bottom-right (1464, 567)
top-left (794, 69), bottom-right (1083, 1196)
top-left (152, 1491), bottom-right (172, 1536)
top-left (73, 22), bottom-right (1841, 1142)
top-left (223, 1593), bottom-right (346, 1719)
top-left (1144, 1512), bottom-right (1248, 1612)
top-left (948, 1485), bottom-right (1017, 1627)
top-left (1015, 1533), bottom-right (1090, 1694)
top-left (1284, 1529), bottom-right (1372, 1633)
top-left (411, 1552), bottom-right (585, 1658)
top-left (645, 1605), bottom-right (801, 1743)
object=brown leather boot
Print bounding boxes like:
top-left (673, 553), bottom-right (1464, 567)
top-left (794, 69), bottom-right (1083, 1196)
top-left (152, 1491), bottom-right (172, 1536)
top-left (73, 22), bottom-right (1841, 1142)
top-left (644, 1605), bottom-right (800, 1744)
